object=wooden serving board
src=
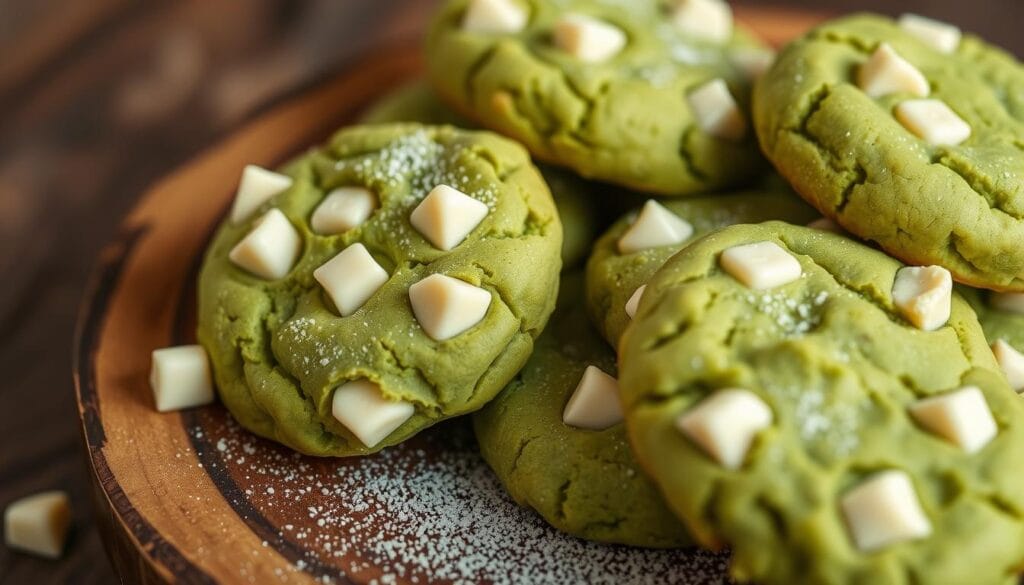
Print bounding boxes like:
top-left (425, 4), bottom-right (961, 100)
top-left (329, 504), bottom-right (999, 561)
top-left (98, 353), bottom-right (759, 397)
top-left (73, 8), bottom-right (824, 584)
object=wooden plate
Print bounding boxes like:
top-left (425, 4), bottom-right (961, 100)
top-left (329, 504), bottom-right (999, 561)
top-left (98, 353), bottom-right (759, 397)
top-left (73, 8), bottom-right (824, 584)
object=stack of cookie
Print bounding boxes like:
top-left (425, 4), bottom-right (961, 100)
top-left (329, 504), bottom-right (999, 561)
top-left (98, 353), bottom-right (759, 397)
top-left (186, 1), bottom-right (1024, 582)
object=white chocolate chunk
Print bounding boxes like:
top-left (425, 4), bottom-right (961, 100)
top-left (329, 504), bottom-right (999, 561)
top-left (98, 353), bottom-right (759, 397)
top-left (895, 99), bottom-right (971, 146)
top-left (841, 470), bottom-right (932, 552)
top-left (4, 491), bottom-right (71, 559)
top-left (688, 78), bottom-right (746, 141)
top-left (230, 165), bottom-right (293, 223)
top-left (899, 14), bottom-right (961, 54)
top-left (909, 386), bottom-right (997, 453)
top-left (992, 339), bottom-right (1024, 392)
top-left (617, 200), bottom-right (694, 254)
top-left (553, 13), bottom-right (627, 63)
top-left (671, 0), bottom-right (733, 44)
top-left (311, 187), bottom-right (377, 235)
top-left (410, 185), bottom-right (489, 251)
top-left (731, 47), bottom-right (775, 79)
top-left (150, 345), bottom-right (215, 412)
top-left (625, 285), bottom-right (647, 319)
top-left (857, 43), bottom-right (929, 99)
top-left (676, 389), bottom-right (773, 469)
top-left (562, 365), bottom-right (623, 430)
top-left (331, 379), bottom-right (414, 448)
top-left (990, 292), bottom-right (1024, 315)
top-left (409, 274), bottom-right (491, 341)
top-left (228, 208), bottom-right (302, 280)
top-left (891, 265), bottom-right (952, 331)
top-left (720, 241), bottom-right (802, 290)
top-left (462, 0), bottom-right (528, 34)
top-left (807, 217), bottom-right (844, 233)
top-left (314, 244), bottom-right (389, 317)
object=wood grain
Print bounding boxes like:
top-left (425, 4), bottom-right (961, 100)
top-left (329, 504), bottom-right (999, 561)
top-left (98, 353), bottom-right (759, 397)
top-left (4, 1), bottom-right (1024, 583)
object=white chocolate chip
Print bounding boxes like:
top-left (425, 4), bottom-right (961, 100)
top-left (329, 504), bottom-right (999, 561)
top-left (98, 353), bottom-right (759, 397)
top-left (841, 470), bottom-right (932, 552)
top-left (230, 165), bottom-right (293, 224)
top-left (625, 285), bottom-right (647, 319)
top-left (314, 243), bottom-right (389, 317)
top-left (908, 386), bottom-right (997, 453)
top-left (553, 13), bottom-right (627, 63)
top-left (410, 185), bottom-right (489, 252)
top-left (562, 365), bottom-right (623, 430)
top-left (720, 241), bottom-right (802, 290)
top-left (687, 78), bottom-right (746, 141)
top-left (990, 292), bottom-right (1024, 315)
top-left (409, 274), bottom-right (491, 341)
top-left (462, 0), bottom-right (528, 34)
top-left (992, 339), bottom-right (1024, 392)
top-left (331, 379), bottom-right (415, 448)
top-left (676, 389), bottom-right (773, 470)
top-left (671, 0), bottom-right (733, 44)
top-left (311, 187), bottom-right (377, 235)
top-left (731, 47), bottom-right (776, 79)
top-left (899, 14), bottom-right (961, 54)
top-left (895, 99), bottom-right (971, 146)
top-left (857, 43), bottom-right (929, 99)
top-left (807, 217), bottom-right (844, 233)
top-left (4, 491), bottom-right (71, 559)
top-left (617, 200), bottom-right (694, 254)
top-left (892, 265), bottom-right (952, 331)
top-left (228, 208), bottom-right (302, 280)
top-left (150, 345), bottom-right (215, 412)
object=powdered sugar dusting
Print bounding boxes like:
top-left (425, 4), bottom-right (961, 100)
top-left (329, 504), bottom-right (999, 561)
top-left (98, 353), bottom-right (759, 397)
top-left (187, 412), bottom-right (731, 584)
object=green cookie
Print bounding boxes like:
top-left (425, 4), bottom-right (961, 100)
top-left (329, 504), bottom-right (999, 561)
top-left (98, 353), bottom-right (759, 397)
top-left (361, 81), bottom-right (600, 270)
top-left (197, 124), bottom-right (562, 456)
top-left (473, 272), bottom-right (690, 548)
top-left (586, 185), bottom-right (817, 347)
top-left (620, 222), bottom-right (1024, 584)
top-left (960, 285), bottom-right (1024, 351)
top-left (426, 0), bottom-right (770, 195)
top-left (359, 80), bottom-right (470, 127)
top-left (755, 13), bottom-right (1024, 291)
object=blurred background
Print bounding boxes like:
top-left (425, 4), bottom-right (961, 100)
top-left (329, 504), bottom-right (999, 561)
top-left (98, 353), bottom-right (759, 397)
top-left (0, 0), bottom-right (1020, 582)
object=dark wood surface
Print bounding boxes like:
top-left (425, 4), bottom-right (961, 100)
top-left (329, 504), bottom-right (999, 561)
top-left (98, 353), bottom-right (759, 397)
top-left (1, 1), bottom-right (1022, 583)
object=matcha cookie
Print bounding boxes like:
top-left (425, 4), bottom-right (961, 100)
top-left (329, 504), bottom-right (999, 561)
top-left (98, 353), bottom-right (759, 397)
top-left (197, 124), bottom-right (562, 456)
top-left (474, 272), bottom-right (689, 548)
top-left (960, 286), bottom-right (1024, 392)
top-left (426, 0), bottom-right (771, 195)
top-left (619, 222), bottom-right (1024, 584)
top-left (586, 185), bottom-right (817, 346)
top-left (361, 81), bottom-right (600, 270)
top-left (755, 13), bottom-right (1024, 291)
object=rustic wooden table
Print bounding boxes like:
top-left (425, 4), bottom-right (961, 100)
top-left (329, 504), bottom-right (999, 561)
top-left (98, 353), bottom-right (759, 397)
top-left (1, 0), bottom-right (1020, 582)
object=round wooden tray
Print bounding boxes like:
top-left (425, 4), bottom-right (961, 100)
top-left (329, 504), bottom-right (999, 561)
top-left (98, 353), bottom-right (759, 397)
top-left (73, 8), bottom-right (823, 584)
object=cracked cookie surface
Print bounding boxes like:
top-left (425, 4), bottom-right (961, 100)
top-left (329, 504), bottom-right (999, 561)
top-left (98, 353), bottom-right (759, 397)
top-left (360, 81), bottom-right (601, 270)
top-left (619, 222), bottom-right (1024, 584)
top-left (197, 124), bottom-right (562, 456)
top-left (473, 272), bottom-right (690, 547)
top-left (755, 13), bottom-right (1024, 291)
top-left (586, 182), bottom-right (816, 347)
top-left (426, 0), bottom-right (769, 196)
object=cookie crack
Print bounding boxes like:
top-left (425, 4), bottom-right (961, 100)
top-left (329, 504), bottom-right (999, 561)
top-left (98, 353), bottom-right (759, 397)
top-left (464, 44), bottom-right (504, 106)
top-left (834, 163), bottom-right (867, 215)
top-left (555, 478), bottom-right (572, 521)
top-left (931, 153), bottom-right (1024, 222)
top-left (805, 29), bottom-right (875, 55)
top-left (376, 338), bottom-right (439, 406)
top-left (509, 434), bottom-right (541, 475)
top-left (677, 125), bottom-right (709, 182)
